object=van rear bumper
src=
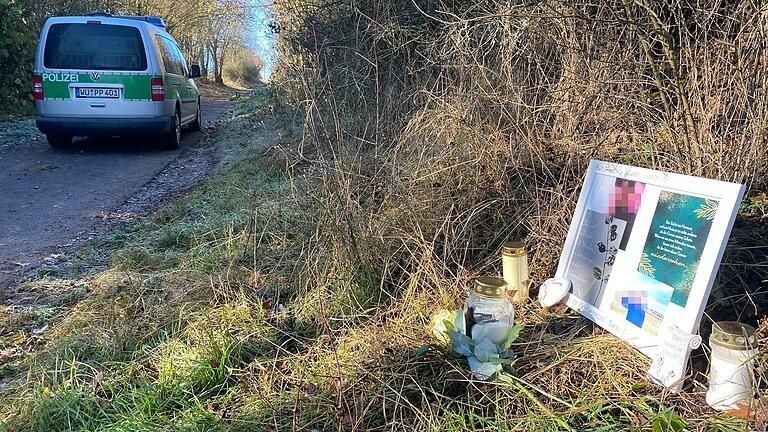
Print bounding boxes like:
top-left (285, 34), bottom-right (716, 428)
top-left (36, 116), bottom-right (174, 136)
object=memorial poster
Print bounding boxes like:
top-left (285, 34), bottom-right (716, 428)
top-left (554, 160), bottom-right (744, 392)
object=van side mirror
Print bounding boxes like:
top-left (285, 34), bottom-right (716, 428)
top-left (189, 65), bottom-right (201, 78)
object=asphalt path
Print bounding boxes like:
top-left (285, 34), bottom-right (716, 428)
top-left (0, 95), bottom-right (231, 294)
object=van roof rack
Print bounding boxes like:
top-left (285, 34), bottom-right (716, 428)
top-left (85, 12), bottom-right (166, 29)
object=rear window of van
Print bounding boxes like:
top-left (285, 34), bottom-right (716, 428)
top-left (44, 23), bottom-right (147, 71)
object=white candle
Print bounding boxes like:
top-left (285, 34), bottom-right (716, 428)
top-left (706, 322), bottom-right (758, 410)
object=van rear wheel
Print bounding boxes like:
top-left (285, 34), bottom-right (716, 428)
top-left (160, 110), bottom-right (181, 149)
top-left (46, 133), bottom-right (72, 148)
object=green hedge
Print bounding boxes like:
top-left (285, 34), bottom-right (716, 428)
top-left (0, 0), bottom-right (36, 118)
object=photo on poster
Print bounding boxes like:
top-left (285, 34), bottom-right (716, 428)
top-left (609, 270), bottom-right (674, 335)
top-left (608, 178), bottom-right (645, 250)
top-left (637, 191), bottom-right (718, 307)
top-left (586, 176), bottom-right (645, 251)
top-left (565, 210), bottom-right (626, 306)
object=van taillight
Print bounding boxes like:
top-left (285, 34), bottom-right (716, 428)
top-left (150, 77), bottom-right (165, 101)
top-left (33, 75), bottom-right (44, 100)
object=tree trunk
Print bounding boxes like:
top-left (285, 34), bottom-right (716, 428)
top-left (215, 51), bottom-right (226, 84)
top-left (198, 46), bottom-right (207, 79)
top-left (208, 43), bottom-right (222, 84)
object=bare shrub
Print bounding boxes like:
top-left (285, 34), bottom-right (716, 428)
top-left (274, 0), bottom-right (767, 296)
top-left (270, 0), bottom-right (768, 426)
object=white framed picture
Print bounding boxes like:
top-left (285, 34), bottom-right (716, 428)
top-left (555, 160), bottom-right (745, 391)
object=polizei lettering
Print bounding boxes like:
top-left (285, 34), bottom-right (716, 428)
top-left (42, 72), bottom-right (79, 82)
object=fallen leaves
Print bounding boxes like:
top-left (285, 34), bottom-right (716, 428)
top-left (723, 399), bottom-right (767, 426)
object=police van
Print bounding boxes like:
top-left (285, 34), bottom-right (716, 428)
top-left (33, 13), bottom-right (202, 148)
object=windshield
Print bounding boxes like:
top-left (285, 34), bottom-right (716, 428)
top-left (43, 23), bottom-right (147, 71)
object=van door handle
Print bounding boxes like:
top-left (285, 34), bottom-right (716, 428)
top-left (90, 103), bottom-right (106, 108)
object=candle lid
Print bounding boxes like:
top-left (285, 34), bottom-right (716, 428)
top-left (501, 241), bottom-right (527, 256)
top-left (710, 321), bottom-right (756, 350)
top-left (473, 277), bottom-right (507, 298)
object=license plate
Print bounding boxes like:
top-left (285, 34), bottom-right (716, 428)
top-left (75, 87), bottom-right (120, 98)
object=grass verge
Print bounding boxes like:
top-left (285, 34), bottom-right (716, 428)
top-left (1, 87), bottom-right (765, 431)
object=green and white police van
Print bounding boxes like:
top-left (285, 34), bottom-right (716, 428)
top-left (33, 13), bottom-right (202, 148)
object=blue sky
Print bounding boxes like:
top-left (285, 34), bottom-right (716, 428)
top-left (249, 0), bottom-right (276, 80)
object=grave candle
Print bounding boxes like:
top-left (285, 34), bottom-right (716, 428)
top-left (705, 321), bottom-right (758, 410)
top-left (502, 241), bottom-right (529, 303)
top-left (465, 277), bottom-right (515, 345)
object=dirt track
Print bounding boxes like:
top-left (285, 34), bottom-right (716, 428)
top-left (0, 91), bottom-right (231, 296)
